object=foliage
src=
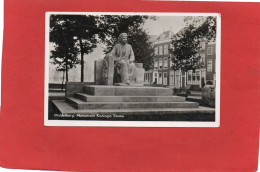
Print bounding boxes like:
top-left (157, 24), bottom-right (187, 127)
top-left (100, 15), bottom-right (156, 70)
top-left (50, 15), bottom-right (102, 82)
top-left (49, 14), bottom-right (157, 82)
top-left (184, 16), bottom-right (216, 41)
top-left (127, 29), bottom-right (154, 70)
top-left (50, 44), bottom-right (80, 73)
top-left (170, 16), bottom-right (216, 72)
top-left (50, 15), bottom-right (80, 82)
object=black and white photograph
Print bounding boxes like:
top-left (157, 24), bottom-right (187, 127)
top-left (45, 12), bottom-right (220, 127)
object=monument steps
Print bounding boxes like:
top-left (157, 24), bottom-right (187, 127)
top-left (54, 100), bottom-right (214, 114)
top-left (51, 85), bottom-right (215, 121)
top-left (66, 97), bottom-right (199, 110)
top-left (74, 93), bottom-right (186, 102)
top-left (52, 100), bottom-right (215, 121)
top-left (66, 86), bottom-right (198, 110)
top-left (83, 85), bottom-right (173, 96)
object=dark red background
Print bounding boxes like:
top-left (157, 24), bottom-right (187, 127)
top-left (0, 0), bottom-right (260, 171)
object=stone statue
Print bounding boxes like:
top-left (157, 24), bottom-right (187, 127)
top-left (105, 33), bottom-right (136, 85)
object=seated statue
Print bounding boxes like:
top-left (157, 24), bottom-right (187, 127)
top-left (104, 33), bottom-right (136, 85)
top-left (94, 33), bottom-right (144, 86)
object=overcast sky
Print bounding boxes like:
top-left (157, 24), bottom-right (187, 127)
top-left (143, 16), bottom-right (186, 35)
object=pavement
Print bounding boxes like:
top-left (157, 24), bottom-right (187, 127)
top-left (188, 91), bottom-right (202, 99)
top-left (49, 92), bottom-right (65, 97)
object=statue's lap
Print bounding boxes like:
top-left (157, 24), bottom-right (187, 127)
top-left (94, 56), bottom-right (144, 86)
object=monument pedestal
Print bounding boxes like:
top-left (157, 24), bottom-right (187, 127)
top-left (51, 85), bottom-right (215, 121)
top-left (94, 57), bottom-right (145, 85)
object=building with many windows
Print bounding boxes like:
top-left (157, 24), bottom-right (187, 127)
top-left (186, 41), bottom-right (216, 88)
top-left (144, 30), bottom-right (173, 85)
top-left (144, 29), bottom-right (216, 89)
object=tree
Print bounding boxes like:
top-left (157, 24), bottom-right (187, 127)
top-left (127, 28), bottom-right (154, 70)
top-left (171, 25), bottom-right (202, 72)
top-left (100, 15), bottom-right (156, 70)
top-left (50, 15), bottom-right (102, 82)
top-left (50, 15), bottom-right (80, 87)
top-left (184, 16), bottom-right (216, 41)
top-left (50, 44), bottom-right (80, 88)
top-left (170, 16), bottom-right (217, 86)
top-left (49, 14), bottom-right (157, 83)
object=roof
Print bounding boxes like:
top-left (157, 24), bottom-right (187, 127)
top-left (148, 35), bottom-right (159, 43)
top-left (174, 27), bottom-right (188, 38)
top-left (149, 30), bottom-right (174, 44)
top-left (155, 30), bottom-right (173, 41)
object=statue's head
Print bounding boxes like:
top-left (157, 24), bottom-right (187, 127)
top-left (118, 33), bottom-right (128, 44)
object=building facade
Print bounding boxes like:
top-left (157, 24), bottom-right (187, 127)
top-left (144, 30), bottom-right (173, 85)
top-left (186, 41), bottom-right (216, 88)
top-left (144, 29), bottom-right (216, 88)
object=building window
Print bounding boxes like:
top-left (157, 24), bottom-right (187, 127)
top-left (188, 71), bottom-right (192, 82)
top-left (159, 46), bottom-right (163, 55)
top-left (164, 57), bottom-right (168, 69)
top-left (163, 72), bottom-right (167, 85)
top-left (207, 60), bottom-right (213, 72)
top-left (159, 72), bottom-right (162, 78)
top-left (175, 74), bottom-right (179, 85)
top-left (163, 72), bottom-right (167, 78)
top-left (192, 73), bottom-right (196, 81)
top-left (200, 42), bottom-right (206, 49)
top-left (164, 45), bottom-right (168, 55)
top-left (202, 71), bottom-right (206, 78)
top-left (154, 73), bottom-right (158, 84)
top-left (170, 75), bottom-right (174, 84)
top-left (154, 47), bottom-right (158, 55)
top-left (196, 71), bottom-right (200, 81)
top-left (154, 59), bottom-right (158, 69)
top-left (159, 58), bottom-right (163, 69)
top-left (207, 47), bottom-right (213, 55)
top-left (200, 53), bottom-right (205, 65)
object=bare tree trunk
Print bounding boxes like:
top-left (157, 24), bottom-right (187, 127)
top-left (61, 70), bottom-right (65, 91)
top-left (185, 71), bottom-right (187, 86)
top-left (79, 38), bottom-right (84, 82)
top-left (65, 58), bottom-right (69, 82)
top-left (173, 70), bottom-right (175, 85)
top-left (66, 67), bottom-right (68, 82)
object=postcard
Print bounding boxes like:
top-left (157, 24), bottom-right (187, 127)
top-left (45, 12), bottom-right (221, 127)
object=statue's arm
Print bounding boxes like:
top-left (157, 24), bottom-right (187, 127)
top-left (129, 45), bottom-right (135, 63)
top-left (108, 44), bottom-right (120, 61)
top-left (109, 45), bottom-right (116, 56)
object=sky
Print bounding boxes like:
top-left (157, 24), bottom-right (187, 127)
top-left (143, 16), bottom-right (186, 36)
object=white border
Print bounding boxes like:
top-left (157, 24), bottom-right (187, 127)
top-left (44, 12), bottom-right (221, 127)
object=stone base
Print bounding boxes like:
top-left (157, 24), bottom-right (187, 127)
top-left (113, 83), bottom-right (130, 86)
top-left (66, 97), bottom-right (199, 110)
top-left (65, 82), bottom-right (94, 97)
top-left (74, 93), bottom-right (186, 102)
top-left (83, 85), bottom-right (173, 96)
top-left (94, 57), bottom-right (145, 85)
top-left (114, 83), bottom-right (143, 86)
top-left (51, 100), bottom-right (215, 121)
top-left (50, 85), bottom-right (215, 122)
